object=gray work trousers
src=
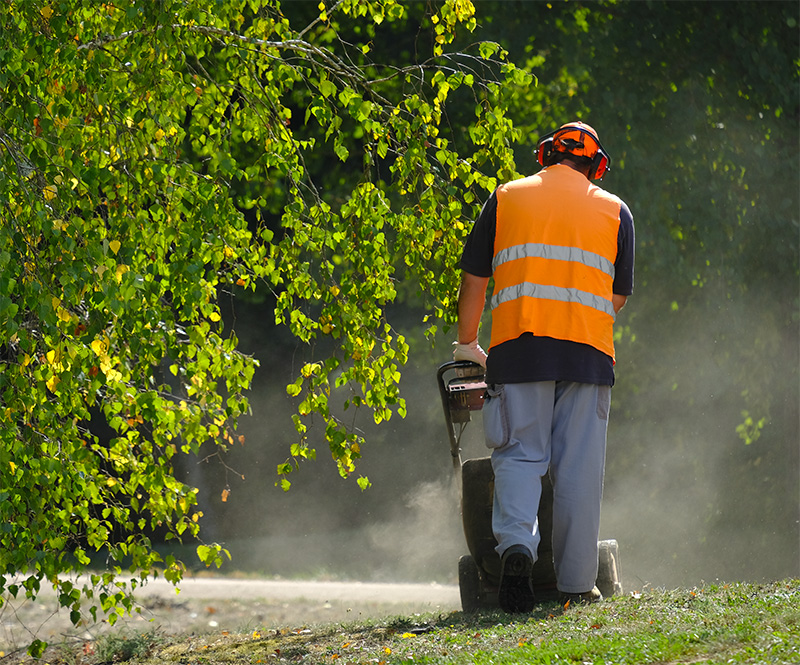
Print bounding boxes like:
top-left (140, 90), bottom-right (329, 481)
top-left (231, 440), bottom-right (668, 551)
top-left (483, 381), bottom-right (610, 594)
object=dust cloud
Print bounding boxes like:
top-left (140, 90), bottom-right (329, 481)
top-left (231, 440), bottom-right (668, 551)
top-left (600, 288), bottom-right (799, 591)
top-left (185, 294), bottom-right (798, 595)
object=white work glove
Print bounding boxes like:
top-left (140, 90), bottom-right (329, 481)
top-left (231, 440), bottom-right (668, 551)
top-left (453, 338), bottom-right (487, 368)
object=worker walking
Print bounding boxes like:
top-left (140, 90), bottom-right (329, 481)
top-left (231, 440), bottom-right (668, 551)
top-left (453, 122), bottom-right (635, 613)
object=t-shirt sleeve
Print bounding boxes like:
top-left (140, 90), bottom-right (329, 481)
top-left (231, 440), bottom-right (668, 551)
top-left (459, 190), bottom-right (497, 277)
top-left (613, 201), bottom-right (635, 296)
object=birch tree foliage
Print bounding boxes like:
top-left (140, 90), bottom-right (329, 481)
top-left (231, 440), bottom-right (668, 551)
top-left (0, 0), bottom-right (526, 648)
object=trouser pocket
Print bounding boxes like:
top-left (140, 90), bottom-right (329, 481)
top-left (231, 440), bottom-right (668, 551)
top-left (596, 385), bottom-right (611, 420)
top-left (483, 384), bottom-right (510, 449)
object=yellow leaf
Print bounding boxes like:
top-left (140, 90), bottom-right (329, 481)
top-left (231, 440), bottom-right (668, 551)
top-left (106, 367), bottom-right (122, 382)
top-left (154, 128), bottom-right (165, 141)
top-left (47, 375), bottom-right (60, 391)
top-left (109, 239), bottom-right (121, 255)
top-left (43, 185), bottom-right (57, 201)
top-left (301, 362), bottom-right (321, 377)
top-left (41, 5), bottom-right (53, 20)
top-left (209, 311), bottom-right (221, 322)
top-left (9, 462), bottom-right (16, 474)
top-left (91, 338), bottom-right (107, 355)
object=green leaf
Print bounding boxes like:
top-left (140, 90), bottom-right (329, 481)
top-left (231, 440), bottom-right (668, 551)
top-left (27, 639), bottom-right (47, 658)
top-left (479, 41), bottom-right (500, 59)
top-left (318, 79), bottom-right (336, 98)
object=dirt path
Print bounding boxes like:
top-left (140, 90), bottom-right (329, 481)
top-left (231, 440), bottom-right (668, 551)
top-left (0, 577), bottom-right (460, 657)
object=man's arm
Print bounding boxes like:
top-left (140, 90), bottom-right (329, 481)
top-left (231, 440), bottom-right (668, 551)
top-left (458, 272), bottom-right (489, 344)
top-left (612, 293), bottom-right (627, 314)
top-left (457, 272), bottom-right (490, 343)
top-left (453, 271), bottom-right (490, 367)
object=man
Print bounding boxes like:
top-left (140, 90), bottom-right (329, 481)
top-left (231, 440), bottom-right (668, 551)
top-left (453, 122), bottom-right (634, 613)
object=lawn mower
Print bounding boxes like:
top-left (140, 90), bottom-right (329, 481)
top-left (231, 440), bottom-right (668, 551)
top-left (437, 360), bottom-right (623, 612)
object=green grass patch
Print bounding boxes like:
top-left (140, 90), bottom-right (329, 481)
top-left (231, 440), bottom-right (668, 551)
top-left (13, 579), bottom-right (800, 664)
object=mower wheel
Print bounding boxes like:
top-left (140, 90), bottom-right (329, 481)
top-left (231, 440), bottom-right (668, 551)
top-left (596, 539), bottom-right (623, 598)
top-left (458, 554), bottom-right (482, 613)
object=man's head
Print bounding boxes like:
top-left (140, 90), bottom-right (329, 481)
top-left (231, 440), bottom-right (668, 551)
top-left (536, 122), bottom-right (611, 180)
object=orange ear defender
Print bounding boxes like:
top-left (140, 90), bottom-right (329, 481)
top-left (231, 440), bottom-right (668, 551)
top-left (535, 122), bottom-right (612, 180)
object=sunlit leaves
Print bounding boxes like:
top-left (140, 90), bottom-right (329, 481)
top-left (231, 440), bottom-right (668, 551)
top-left (259, 0), bottom-right (528, 488)
top-left (0, 0), bottom-right (273, 647)
top-left (0, 0), bottom-right (529, 650)
top-left (736, 410), bottom-right (767, 446)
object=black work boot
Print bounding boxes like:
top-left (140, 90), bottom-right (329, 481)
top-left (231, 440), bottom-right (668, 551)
top-left (498, 545), bottom-right (535, 613)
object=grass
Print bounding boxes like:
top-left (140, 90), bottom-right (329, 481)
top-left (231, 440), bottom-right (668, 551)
top-left (8, 579), bottom-right (800, 664)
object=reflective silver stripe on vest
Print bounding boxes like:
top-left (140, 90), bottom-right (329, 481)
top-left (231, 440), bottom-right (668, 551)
top-left (492, 243), bottom-right (615, 279)
top-left (490, 282), bottom-right (616, 319)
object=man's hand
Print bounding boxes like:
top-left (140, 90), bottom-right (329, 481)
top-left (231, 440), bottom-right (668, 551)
top-left (453, 337), bottom-right (488, 367)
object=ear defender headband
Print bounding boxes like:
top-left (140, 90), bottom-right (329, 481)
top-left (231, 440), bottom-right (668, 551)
top-left (535, 122), bottom-right (611, 180)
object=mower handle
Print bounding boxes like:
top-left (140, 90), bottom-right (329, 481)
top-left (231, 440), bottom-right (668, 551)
top-left (437, 360), bottom-right (486, 478)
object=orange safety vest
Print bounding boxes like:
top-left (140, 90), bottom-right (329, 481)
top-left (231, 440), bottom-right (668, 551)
top-left (490, 164), bottom-right (622, 360)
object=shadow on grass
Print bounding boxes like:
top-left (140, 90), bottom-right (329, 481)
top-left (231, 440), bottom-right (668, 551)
top-left (349, 599), bottom-right (570, 639)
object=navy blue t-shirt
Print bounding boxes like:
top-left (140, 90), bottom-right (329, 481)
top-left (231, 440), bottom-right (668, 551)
top-left (460, 188), bottom-right (635, 386)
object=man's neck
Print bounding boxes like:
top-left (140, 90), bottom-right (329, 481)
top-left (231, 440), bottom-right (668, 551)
top-left (557, 160), bottom-right (591, 179)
